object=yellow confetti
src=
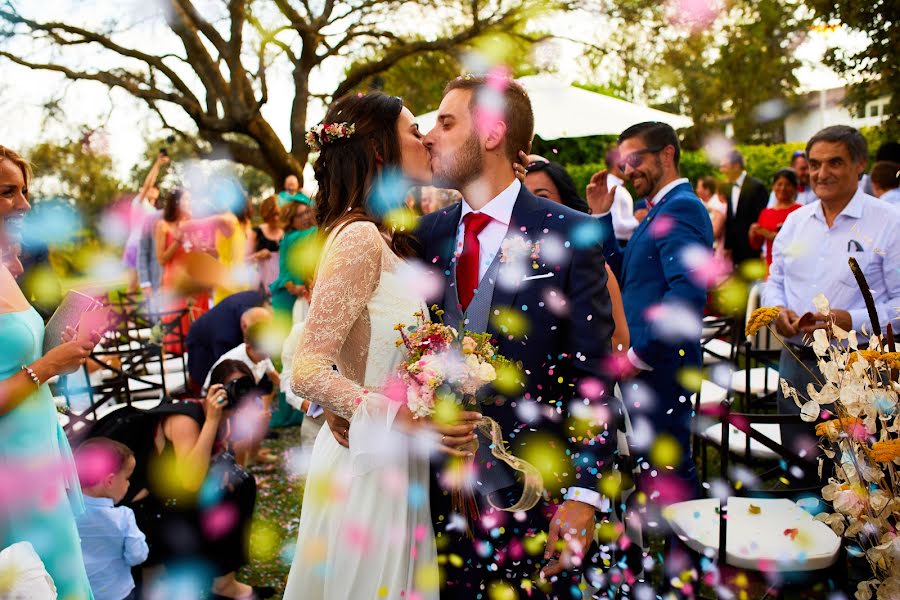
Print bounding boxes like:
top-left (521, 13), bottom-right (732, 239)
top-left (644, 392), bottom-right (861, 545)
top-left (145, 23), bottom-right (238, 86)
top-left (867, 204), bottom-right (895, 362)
top-left (448, 554), bottom-right (463, 568)
top-left (384, 207), bottom-right (418, 232)
top-left (676, 367), bottom-right (703, 393)
top-left (493, 362), bottom-right (526, 394)
top-left (649, 435), bottom-right (681, 469)
top-left (748, 504), bottom-right (761, 514)
top-left (488, 580), bottom-right (517, 600)
top-left (248, 519), bottom-right (281, 561)
top-left (415, 564), bottom-right (440, 591)
top-left (489, 307), bottom-right (530, 339)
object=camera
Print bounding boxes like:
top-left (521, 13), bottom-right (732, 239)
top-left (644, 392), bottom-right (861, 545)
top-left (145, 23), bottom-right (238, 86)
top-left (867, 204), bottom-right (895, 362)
top-left (222, 376), bottom-right (260, 409)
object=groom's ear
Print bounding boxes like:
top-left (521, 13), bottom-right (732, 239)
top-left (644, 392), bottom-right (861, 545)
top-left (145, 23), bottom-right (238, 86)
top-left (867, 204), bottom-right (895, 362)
top-left (483, 119), bottom-right (508, 154)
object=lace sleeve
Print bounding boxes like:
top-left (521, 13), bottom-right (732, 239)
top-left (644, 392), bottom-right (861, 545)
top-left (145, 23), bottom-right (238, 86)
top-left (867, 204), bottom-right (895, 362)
top-left (290, 221), bottom-right (384, 421)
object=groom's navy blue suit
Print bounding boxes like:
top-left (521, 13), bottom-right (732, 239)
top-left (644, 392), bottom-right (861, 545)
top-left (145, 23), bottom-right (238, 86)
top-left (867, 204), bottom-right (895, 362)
top-left (415, 185), bottom-right (619, 599)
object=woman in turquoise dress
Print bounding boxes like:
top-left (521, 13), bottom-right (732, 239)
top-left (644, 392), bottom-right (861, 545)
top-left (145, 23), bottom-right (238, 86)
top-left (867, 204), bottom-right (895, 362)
top-left (268, 198), bottom-right (316, 429)
top-left (1, 145), bottom-right (96, 599)
top-left (269, 198), bottom-right (317, 321)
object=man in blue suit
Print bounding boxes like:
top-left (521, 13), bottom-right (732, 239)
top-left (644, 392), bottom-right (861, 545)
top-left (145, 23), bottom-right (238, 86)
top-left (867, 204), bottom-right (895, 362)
top-left (594, 122), bottom-right (712, 494)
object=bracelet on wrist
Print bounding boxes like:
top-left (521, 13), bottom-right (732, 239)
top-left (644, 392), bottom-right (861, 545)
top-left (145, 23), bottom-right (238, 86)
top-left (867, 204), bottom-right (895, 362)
top-left (21, 365), bottom-right (41, 387)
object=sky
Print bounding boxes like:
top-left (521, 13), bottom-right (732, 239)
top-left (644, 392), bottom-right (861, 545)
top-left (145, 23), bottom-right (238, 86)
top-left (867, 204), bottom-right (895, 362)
top-left (0, 0), bottom-right (868, 183)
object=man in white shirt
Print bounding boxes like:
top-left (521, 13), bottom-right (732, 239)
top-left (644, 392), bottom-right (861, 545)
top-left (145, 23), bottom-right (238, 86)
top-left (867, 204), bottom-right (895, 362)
top-left (202, 307), bottom-right (279, 400)
top-left (764, 126), bottom-right (900, 435)
top-left (604, 147), bottom-right (638, 245)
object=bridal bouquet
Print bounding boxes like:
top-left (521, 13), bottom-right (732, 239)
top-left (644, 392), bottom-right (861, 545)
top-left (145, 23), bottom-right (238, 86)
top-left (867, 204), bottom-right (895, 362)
top-left (747, 260), bottom-right (900, 599)
top-left (394, 307), bottom-right (542, 535)
top-left (394, 307), bottom-right (511, 418)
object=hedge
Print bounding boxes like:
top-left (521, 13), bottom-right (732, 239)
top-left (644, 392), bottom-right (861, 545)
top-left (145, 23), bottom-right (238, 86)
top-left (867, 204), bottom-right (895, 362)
top-left (563, 142), bottom-right (807, 200)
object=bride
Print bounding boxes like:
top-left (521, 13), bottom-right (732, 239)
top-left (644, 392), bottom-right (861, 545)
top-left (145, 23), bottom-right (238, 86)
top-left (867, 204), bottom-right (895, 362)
top-left (283, 92), bottom-right (480, 599)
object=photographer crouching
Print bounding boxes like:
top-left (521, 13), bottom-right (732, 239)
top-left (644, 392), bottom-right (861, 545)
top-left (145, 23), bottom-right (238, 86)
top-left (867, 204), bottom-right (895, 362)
top-left (83, 360), bottom-right (273, 599)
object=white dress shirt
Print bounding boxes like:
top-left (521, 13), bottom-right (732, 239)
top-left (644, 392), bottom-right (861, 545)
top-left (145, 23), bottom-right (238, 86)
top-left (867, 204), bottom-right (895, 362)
top-left (458, 178), bottom-right (606, 511)
top-left (202, 342), bottom-right (276, 393)
top-left (627, 178), bottom-right (690, 371)
top-left (608, 173), bottom-right (638, 241)
top-left (762, 189), bottom-right (900, 344)
top-left (881, 188), bottom-right (900, 207)
top-left (730, 171), bottom-right (747, 213)
top-left (456, 179), bottom-right (520, 282)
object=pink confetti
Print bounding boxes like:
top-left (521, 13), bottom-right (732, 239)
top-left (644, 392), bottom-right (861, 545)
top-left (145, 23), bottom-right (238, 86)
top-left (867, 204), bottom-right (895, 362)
top-left (648, 214), bottom-right (675, 238)
top-left (202, 502), bottom-right (239, 539)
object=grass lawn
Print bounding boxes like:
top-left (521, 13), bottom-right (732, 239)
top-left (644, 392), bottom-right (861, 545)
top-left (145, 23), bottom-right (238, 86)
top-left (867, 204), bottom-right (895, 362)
top-left (239, 424), bottom-right (304, 596)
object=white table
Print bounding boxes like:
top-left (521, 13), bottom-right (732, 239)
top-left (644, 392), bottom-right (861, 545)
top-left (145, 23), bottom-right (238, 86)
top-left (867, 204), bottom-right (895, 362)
top-left (664, 497), bottom-right (840, 571)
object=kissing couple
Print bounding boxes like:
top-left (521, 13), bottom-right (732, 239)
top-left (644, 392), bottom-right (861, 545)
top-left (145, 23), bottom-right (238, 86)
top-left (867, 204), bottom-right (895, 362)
top-left (283, 75), bottom-right (621, 600)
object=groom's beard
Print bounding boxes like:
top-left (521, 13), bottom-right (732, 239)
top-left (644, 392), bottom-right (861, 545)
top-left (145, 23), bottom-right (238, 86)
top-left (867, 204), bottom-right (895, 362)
top-left (432, 130), bottom-right (484, 191)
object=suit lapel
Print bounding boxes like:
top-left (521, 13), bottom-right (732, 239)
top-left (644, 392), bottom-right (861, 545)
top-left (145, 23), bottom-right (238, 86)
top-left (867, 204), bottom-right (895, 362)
top-left (487, 188), bottom-right (547, 337)
top-left (429, 203), bottom-right (462, 277)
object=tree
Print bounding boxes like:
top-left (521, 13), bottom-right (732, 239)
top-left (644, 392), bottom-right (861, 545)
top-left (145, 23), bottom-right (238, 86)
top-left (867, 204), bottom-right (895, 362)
top-left (28, 131), bottom-right (125, 218)
top-left (578, 0), bottom-right (807, 145)
top-left (131, 135), bottom-right (273, 200)
top-left (805, 0), bottom-right (899, 137)
top-left (0, 0), bottom-right (562, 186)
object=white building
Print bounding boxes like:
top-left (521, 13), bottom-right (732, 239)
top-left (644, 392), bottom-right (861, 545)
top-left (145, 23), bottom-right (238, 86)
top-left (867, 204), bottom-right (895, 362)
top-left (783, 86), bottom-right (890, 143)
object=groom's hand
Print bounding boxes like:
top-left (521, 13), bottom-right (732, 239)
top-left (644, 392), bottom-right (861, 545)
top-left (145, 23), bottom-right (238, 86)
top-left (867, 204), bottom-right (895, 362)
top-left (324, 409), bottom-right (350, 448)
top-left (540, 500), bottom-right (596, 578)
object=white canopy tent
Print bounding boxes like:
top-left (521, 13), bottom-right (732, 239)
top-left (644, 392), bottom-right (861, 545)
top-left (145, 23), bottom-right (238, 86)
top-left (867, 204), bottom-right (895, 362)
top-left (415, 74), bottom-right (693, 139)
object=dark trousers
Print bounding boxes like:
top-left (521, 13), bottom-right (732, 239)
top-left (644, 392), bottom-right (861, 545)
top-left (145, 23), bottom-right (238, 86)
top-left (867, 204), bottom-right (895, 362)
top-left (430, 466), bottom-right (589, 599)
top-left (627, 368), bottom-right (698, 495)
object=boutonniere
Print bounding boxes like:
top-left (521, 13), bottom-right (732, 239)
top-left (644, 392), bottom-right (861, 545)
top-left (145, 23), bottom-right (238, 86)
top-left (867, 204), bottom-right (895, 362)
top-left (500, 235), bottom-right (541, 264)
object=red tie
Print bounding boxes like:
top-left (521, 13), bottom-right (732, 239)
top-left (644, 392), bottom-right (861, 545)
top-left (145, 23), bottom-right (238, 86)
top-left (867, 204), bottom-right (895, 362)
top-left (457, 212), bottom-right (493, 310)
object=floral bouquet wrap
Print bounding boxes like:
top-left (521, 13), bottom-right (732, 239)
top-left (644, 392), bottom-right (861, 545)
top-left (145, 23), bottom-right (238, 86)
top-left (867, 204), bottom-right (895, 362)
top-left (395, 306), bottom-right (543, 535)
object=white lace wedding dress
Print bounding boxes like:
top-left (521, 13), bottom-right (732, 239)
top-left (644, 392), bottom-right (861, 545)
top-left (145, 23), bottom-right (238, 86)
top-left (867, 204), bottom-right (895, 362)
top-left (283, 221), bottom-right (436, 600)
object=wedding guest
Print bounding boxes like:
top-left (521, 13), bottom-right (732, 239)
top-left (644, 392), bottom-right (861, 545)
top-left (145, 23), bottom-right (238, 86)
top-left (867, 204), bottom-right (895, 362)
top-left (767, 150), bottom-right (815, 207)
top-left (154, 189), bottom-right (233, 353)
top-left (270, 198), bottom-right (317, 322)
top-left (125, 153), bottom-right (168, 293)
top-left (860, 142), bottom-right (900, 195)
top-left (525, 156), bottom-right (623, 277)
top-left (75, 438), bottom-right (148, 600)
top-left (870, 161), bottom-right (900, 205)
top-left (764, 126), bottom-right (900, 454)
top-left (524, 158), bottom-right (630, 351)
top-left (0, 144), bottom-right (95, 599)
top-left (249, 195), bottom-right (283, 292)
top-left (611, 122), bottom-right (713, 493)
top-left (604, 147), bottom-right (639, 246)
top-left (277, 174), bottom-right (310, 207)
top-left (749, 169), bottom-right (802, 275)
top-left (721, 149), bottom-right (768, 270)
top-left (87, 360), bottom-right (269, 600)
top-left (213, 198), bottom-right (253, 305)
top-left (696, 176), bottom-right (726, 254)
top-left (185, 290), bottom-right (265, 391)
top-left (201, 307), bottom-right (276, 395)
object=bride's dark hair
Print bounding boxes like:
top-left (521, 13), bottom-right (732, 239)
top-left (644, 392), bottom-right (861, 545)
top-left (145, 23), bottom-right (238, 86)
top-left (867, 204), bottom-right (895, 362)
top-left (312, 91), bottom-right (415, 257)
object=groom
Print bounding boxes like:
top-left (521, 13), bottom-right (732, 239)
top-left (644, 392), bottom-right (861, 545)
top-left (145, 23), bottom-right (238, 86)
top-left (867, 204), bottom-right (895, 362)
top-left (416, 76), bottom-right (619, 599)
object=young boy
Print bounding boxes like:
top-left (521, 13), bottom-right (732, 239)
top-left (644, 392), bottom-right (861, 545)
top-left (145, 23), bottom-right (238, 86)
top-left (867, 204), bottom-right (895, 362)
top-left (74, 438), bottom-right (149, 600)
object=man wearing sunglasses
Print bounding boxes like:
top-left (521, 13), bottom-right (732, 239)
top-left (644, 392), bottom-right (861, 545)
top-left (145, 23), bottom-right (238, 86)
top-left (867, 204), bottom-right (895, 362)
top-left (594, 121), bottom-right (713, 496)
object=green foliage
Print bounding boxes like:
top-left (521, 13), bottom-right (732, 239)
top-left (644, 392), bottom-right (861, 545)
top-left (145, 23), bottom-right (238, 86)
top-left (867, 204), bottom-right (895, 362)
top-left (561, 142), bottom-right (806, 200)
top-left (531, 135), bottom-right (616, 166)
top-left (352, 51), bottom-right (463, 115)
top-left (28, 135), bottom-right (125, 218)
top-left (805, 0), bottom-right (900, 137)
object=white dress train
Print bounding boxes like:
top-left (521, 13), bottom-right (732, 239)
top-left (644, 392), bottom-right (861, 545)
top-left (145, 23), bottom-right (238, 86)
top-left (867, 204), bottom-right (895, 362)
top-left (283, 221), bottom-right (436, 600)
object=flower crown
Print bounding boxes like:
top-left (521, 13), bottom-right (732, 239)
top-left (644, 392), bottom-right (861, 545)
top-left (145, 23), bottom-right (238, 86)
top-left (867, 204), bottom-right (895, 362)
top-left (305, 122), bottom-right (356, 151)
